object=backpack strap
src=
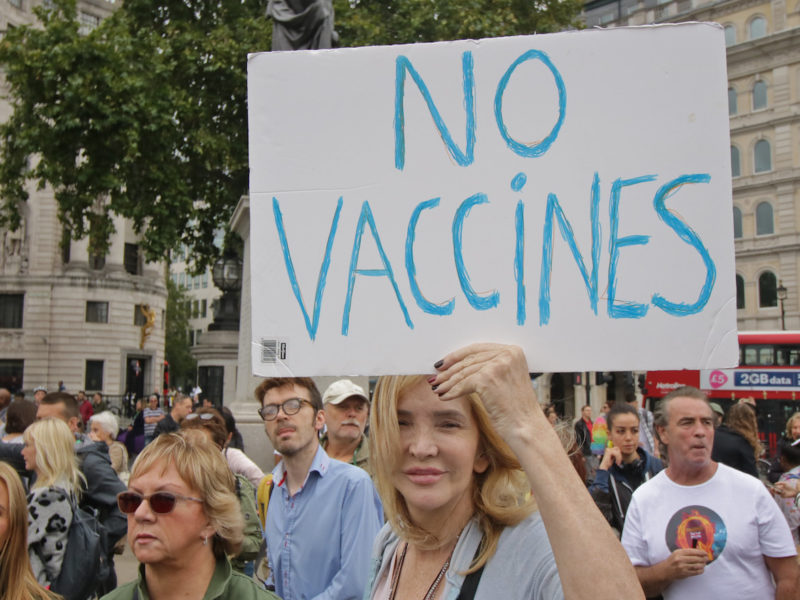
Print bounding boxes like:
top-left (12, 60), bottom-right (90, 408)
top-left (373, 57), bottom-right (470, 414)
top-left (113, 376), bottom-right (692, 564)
top-left (455, 536), bottom-right (486, 600)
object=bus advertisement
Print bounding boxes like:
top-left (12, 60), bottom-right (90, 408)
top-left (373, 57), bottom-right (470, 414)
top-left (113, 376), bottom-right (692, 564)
top-left (644, 331), bottom-right (800, 457)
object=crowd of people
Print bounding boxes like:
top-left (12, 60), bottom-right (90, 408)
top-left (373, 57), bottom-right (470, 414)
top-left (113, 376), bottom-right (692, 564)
top-left (0, 346), bottom-right (798, 599)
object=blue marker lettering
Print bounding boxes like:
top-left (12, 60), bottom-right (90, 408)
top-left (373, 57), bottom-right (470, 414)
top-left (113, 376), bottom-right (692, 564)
top-left (607, 175), bottom-right (657, 319)
top-left (452, 193), bottom-right (499, 311)
top-left (273, 196), bottom-right (342, 341)
top-left (343, 201), bottom-right (414, 335)
top-left (494, 49), bottom-right (567, 158)
top-left (394, 52), bottom-right (476, 170)
top-left (652, 174), bottom-right (715, 315)
top-left (539, 178), bottom-right (602, 326)
top-left (406, 198), bottom-right (455, 315)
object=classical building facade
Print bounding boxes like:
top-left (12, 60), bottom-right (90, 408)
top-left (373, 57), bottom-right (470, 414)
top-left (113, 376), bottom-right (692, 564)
top-left (0, 0), bottom-right (167, 398)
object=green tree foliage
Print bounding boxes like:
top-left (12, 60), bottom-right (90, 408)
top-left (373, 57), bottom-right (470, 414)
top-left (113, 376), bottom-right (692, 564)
top-left (0, 0), bottom-right (580, 267)
top-left (165, 278), bottom-right (196, 391)
top-left (0, 0), bottom-right (272, 267)
top-left (334, 0), bottom-right (583, 47)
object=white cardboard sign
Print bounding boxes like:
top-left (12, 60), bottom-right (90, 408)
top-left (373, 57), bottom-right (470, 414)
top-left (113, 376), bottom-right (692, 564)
top-left (247, 23), bottom-right (738, 376)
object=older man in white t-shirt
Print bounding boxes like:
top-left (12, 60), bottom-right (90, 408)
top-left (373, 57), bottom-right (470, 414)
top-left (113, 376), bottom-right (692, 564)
top-left (621, 386), bottom-right (797, 599)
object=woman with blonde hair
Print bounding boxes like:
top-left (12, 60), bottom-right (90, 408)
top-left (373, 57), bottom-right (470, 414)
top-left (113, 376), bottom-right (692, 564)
top-left (22, 418), bottom-right (85, 588)
top-left (100, 429), bottom-right (277, 600)
top-left (366, 343), bottom-right (643, 600)
top-left (0, 461), bottom-right (60, 600)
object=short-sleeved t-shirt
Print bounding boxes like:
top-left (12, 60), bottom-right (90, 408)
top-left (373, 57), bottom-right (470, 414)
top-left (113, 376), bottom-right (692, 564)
top-left (622, 463), bottom-right (795, 599)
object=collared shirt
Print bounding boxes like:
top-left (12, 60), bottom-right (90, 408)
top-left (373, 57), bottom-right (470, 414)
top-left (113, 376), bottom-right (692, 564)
top-left (265, 444), bottom-right (383, 600)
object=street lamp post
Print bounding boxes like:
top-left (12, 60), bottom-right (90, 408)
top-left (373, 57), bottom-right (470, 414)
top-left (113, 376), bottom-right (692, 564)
top-left (777, 280), bottom-right (787, 330)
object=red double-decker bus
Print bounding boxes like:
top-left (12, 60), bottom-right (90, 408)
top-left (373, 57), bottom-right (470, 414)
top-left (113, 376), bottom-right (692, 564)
top-left (644, 331), bottom-right (800, 457)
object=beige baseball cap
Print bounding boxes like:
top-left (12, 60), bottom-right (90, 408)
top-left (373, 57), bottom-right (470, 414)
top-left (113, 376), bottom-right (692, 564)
top-left (322, 379), bottom-right (369, 405)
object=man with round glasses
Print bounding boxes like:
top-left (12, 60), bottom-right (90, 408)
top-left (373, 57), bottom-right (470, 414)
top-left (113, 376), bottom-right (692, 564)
top-left (255, 377), bottom-right (383, 600)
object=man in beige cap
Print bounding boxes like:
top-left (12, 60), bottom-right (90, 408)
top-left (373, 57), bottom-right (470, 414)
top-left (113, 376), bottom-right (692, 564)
top-left (321, 379), bottom-right (371, 475)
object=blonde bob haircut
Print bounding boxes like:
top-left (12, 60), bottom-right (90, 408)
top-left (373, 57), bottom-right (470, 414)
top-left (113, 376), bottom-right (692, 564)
top-left (130, 429), bottom-right (244, 559)
top-left (786, 412), bottom-right (800, 440)
top-left (23, 418), bottom-right (84, 498)
top-left (371, 375), bottom-right (535, 571)
top-left (0, 462), bottom-right (58, 600)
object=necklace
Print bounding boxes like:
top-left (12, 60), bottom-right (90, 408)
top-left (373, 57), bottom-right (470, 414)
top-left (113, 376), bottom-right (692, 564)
top-left (388, 540), bottom-right (456, 600)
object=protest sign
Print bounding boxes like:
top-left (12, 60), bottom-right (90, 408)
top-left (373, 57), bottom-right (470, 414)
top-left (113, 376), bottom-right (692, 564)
top-left (247, 23), bottom-right (738, 376)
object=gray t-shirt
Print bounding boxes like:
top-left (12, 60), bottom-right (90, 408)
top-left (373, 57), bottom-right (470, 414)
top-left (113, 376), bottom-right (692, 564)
top-left (365, 512), bottom-right (563, 600)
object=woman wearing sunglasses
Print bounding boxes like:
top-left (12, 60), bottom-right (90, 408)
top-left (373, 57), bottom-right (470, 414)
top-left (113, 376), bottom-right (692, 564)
top-left (366, 343), bottom-right (643, 600)
top-left (22, 418), bottom-right (85, 589)
top-left (100, 430), bottom-right (277, 600)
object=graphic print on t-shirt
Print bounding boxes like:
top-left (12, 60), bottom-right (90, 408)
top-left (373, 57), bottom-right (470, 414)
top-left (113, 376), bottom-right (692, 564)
top-left (665, 505), bottom-right (727, 563)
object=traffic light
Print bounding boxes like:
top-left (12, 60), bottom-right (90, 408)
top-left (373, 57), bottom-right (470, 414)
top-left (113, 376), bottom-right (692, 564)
top-left (637, 373), bottom-right (647, 396)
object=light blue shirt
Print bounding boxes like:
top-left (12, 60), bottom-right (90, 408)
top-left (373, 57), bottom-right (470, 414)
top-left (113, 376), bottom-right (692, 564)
top-left (266, 444), bottom-right (383, 600)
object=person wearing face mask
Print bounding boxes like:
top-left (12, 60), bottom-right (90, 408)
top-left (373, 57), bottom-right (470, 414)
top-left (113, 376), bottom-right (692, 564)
top-left (589, 403), bottom-right (663, 536)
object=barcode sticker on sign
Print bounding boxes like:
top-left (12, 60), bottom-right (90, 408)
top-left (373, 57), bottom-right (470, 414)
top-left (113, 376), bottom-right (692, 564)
top-left (260, 339), bottom-right (287, 364)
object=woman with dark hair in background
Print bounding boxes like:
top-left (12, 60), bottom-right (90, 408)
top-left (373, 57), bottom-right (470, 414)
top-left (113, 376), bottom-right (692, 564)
top-left (711, 402), bottom-right (760, 478)
top-left (2, 400), bottom-right (37, 443)
top-left (589, 404), bottom-right (663, 535)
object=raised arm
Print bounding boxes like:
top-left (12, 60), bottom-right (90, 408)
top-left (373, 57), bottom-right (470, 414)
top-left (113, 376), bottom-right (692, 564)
top-left (431, 343), bottom-right (644, 600)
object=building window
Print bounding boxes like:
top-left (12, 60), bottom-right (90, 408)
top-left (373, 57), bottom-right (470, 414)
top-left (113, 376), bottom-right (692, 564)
top-left (759, 271), bottom-right (777, 307)
top-left (753, 81), bottom-right (767, 110)
top-left (184, 300), bottom-right (191, 315)
top-left (8, 0), bottom-right (22, 8)
top-left (731, 145), bottom-right (741, 177)
top-left (78, 11), bottom-right (99, 35)
top-left (194, 276), bottom-right (201, 290)
top-left (756, 201), bottom-right (774, 235)
top-left (89, 251), bottom-right (106, 270)
top-left (134, 304), bottom-right (148, 326)
top-left (749, 16), bottom-right (767, 40)
top-left (736, 275), bottom-right (745, 309)
top-left (728, 87), bottom-right (737, 115)
top-left (178, 272), bottom-right (185, 288)
top-left (192, 300), bottom-right (199, 319)
top-left (85, 360), bottom-right (103, 391)
top-left (86, 301), bottom-right (109, 323)
top-left (201, 299), bottom-right (207, 318)
top-left (202, 272), bottom-right (208, 288)
top-left (724, 24), bottom-right (736, 46)
top-left (754, 140), bottom-right (771, 173)
top-left (61, 228), bottom-right (71, 264)
top-left (0, 360), bottom-right (23, 393)
top-left (0, 294), bottom-right (23, 329)
top-left (188, 329), bottom-right (195, 346)
top-left (733, 207), bottom-right (743, 238)
top-left (124, 243), bottom-right (140, 275)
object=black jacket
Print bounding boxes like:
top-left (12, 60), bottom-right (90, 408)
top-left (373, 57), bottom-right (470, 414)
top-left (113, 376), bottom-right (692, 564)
top-left (153, 413), bottom-right (179, 437)
top-left (575, 419), bottom-right (592, 456)
top-left (589, 448), bottom-right (664, 533)
top-left (711, 425), bottom-right (758, 478)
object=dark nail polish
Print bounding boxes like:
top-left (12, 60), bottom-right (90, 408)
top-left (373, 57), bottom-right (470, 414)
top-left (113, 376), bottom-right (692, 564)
top-left (431, 384), bottom-right (438, 391)
top-left (434, 360), bottom-right (444, 369)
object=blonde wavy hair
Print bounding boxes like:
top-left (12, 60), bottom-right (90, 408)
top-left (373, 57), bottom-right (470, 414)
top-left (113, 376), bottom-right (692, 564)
top-left (786, 412), bottom-right (800, 440)
top-left (130, 429), bottom-right (244, 558)
top-left (0, 462), bottom-right (59, 600)
top-left (23, 418), bottom-right (84, 498)
top-left (371, 375), bottom-right (535, 572)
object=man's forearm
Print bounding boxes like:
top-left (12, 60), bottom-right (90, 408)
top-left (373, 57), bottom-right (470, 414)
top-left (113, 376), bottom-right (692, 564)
top-left (634, 563), bottom-right (673, 597)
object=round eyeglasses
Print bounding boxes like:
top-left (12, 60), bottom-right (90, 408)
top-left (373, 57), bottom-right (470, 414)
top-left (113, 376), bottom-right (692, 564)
top-left (258, 398), bottom-right (312, 421)
top-left (117, 491), bottom-right (203, 515)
